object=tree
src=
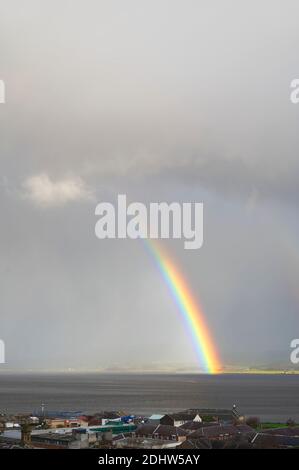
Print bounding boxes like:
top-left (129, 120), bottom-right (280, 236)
top-left (245, 416), bottom-right (260, 429)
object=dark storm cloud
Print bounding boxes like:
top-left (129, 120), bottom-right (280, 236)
top-left (0, 0), bottom-right (299, 369)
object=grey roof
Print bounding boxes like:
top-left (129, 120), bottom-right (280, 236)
top-left (252, 432), bottom-right (299, 449)
top-left (260, 426), bottom-right (299, 436)
top-left (153, 425), bottom-right (187, 437)
top-left (179, 421), bottom-right (216, 431)
top-left (32, 433), bottom-right (73, 442)
top-left (168, 412), bottom-right (198, 421)
top-left (148, 414), bottom-right (165, 420)
top-left (0, 430), bottom-right (21, 440)
top-left (136, 424), bottom-right (187, 438)
top-left (136, 424), bottom-right (157, 436)
top-left (179, 438), bottom-right (212, 449)
top-left (190, 424), bottom-right (254, 439)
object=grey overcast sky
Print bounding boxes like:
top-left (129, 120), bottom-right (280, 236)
top-left (0, 0), bottom-right (299, 370)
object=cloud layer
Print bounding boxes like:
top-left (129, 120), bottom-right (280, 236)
top-left (0, 0), bottom-right (299, 370)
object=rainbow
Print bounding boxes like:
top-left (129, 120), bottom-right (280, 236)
top-left (144, 240), bottom-right (221, 374)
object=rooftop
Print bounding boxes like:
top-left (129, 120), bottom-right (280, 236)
top-left (148, 414), bottom-right (165, 420)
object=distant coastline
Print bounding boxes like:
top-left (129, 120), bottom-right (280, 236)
top-left (0, 367), bottom-right (299, 375)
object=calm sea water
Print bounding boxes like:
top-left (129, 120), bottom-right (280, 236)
top-left (0, 373), bottom-right (298, 422)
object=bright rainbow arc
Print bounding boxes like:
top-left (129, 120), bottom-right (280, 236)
top-left (144, 239), bottom-right (221, 374)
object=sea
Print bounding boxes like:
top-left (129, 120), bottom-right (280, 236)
top-left (0, 373), bottom-right (298, 422)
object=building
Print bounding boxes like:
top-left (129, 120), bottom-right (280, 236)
top-left (87, 411), bottom-right (123, 426)
top-left (114, 436), bottom-right (180, 449)
top-left (260, 426), bottom-right (299, 437)
top-left (88, 421), bottom-right (136, 435)
top-left (31, 433), bottom-right (75, 449)
top-left (188, 424), bottom-right (255, 442)
top-left (167, 412), bottom-right (201, 427)
top-left (185, 407), bottom-right (240, 424)
top-left (45, 417), bottom-right (86, 429)
top-left (179, 438), bottom-right (212, 449)
top-left (147, 415), bottom-right (174, 426)
top-left (252, 427), bottom-right (299, 449)
top-left (179, 421), bottom-right (216, 432)
top-left (135, 424), bottom-right (187, 443)
top-left (252, 432), bottom-right (299, 449)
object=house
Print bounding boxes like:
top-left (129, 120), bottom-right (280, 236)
top-left (134, 423), bottom-right (157, 438)
top-left (87, 417), bottom-right (103, 426)
top-left (252, 432), bottom-right (299, 449)
top-left (29, 416), bottom-right (39, 424)
top-left (179, 438), bottom-right (212, 449)
top-left (45, 417), bottom-right (86, 429)
top-left (88, 411), bottom-right (122, 426)
top-left (114, 436), bottom-right (180, 449)
top-left (185, 407), bottom-right (240, 424)
top-left (179, 421), bottom-right (216, 432)
top-left (136, 424), bottom-right (187, 443)
top-left (147, 414), bottom-right (173, 426)
top-left (252, 427), bottom-right (299, 449)
top-left (168, 412), bottom-right (201, 427)
top-left (31, 433), bottom-right (75, 449)
top-left (188, 424), bottom-right (255, 442)
top-left (4, 422), bottom-right (20, 429)
top-left (260, 426), bottom-right (299, 436)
